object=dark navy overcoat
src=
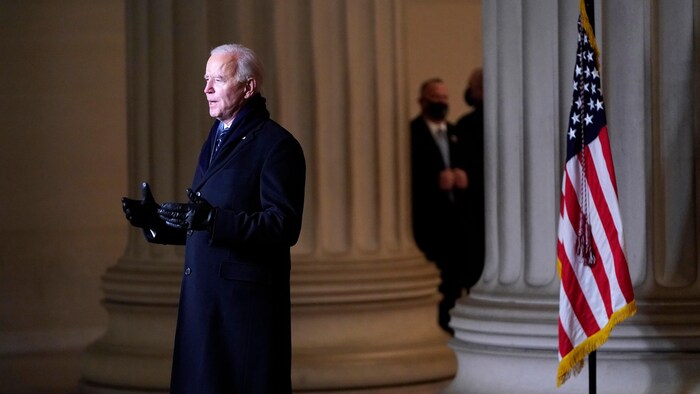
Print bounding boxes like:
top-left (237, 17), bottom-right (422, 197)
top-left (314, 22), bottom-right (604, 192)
top-left (149, 95), bottom-right (305, 393)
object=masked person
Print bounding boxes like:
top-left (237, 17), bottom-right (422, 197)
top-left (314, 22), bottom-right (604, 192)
top-left (410, 78), bottom-right (469, 335)
top-left (455, 67), bottom-right (486, 295)
top-left (121, 43), bottom-right (306, 393)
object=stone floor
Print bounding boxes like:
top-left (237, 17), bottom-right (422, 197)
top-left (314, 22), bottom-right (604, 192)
top-left (0, 351), bottom-right (81, 393)
top-left (0, 350), bottom-right (450, 394)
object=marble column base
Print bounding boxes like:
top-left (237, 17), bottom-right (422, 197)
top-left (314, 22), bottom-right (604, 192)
top-left (79, 303), bottom-right (175, 391)
top-left (292, 299), bottom-right (455, 390)
top-left (80, 259), bottom-right (180, 392)
top-left (446, 293), bottom-right (700, 393)
top-left (290, 256), bottom-right (456, 390)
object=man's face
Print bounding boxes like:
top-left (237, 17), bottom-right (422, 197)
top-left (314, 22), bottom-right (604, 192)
top-left (420, 81), bottom-right (449, 108)
top-left (420, 81), bottom-right (449, 121)
top-left (204, 53), bottom-right (247, 124)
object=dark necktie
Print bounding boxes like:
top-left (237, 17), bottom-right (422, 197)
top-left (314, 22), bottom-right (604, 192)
top-left (209, 126), bottom-right (230, 165)
top-left (214, 127), bottom-right (230, 153)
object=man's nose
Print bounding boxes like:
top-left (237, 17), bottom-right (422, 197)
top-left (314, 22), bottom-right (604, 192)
top-left (204, 80), bottom-right (214, 93)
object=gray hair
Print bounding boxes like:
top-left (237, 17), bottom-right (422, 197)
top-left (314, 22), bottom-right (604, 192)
top-left (210, 43), bottom-right (264, 90)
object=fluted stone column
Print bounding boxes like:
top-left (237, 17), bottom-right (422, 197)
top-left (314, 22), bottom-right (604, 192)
top-left (80, 1), bottom-right (208, 390)
top-left (446, 1), bottom-right (700, 393)
top-left (275, 0), bottom-right (454, 390)
top-left (81, 0), bottom-right (454, 392)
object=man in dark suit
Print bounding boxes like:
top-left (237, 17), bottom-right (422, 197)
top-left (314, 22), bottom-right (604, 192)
top-left (410, 78), bottom-right (469, 335)
top-left (455, 68), bottom-right (485, 292)
top-left (121, 43), bottom-right (305, 393)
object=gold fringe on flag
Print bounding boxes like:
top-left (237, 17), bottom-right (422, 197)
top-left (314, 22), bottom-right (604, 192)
top-left (557, 300), bottom-right (637, 387)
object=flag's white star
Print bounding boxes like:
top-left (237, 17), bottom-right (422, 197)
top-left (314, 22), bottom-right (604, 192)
top-left (587, 51), bottom-right (594, 62)
top-left (568, 128), bottom-right (576, 139)
top-left (575, 65), bottom-right (582, 76)
top-left (584, 67), bottom-right (591, 78)
top-left (576, 97), bottom-right (584, 109)
top-left (595, 99), bottom-right (604, 111)
top-left (588, 98), bottom-right (596, 110)
top-left (591, 69), bottom-right (599, 79)
top-left (583, 83), bottom-right (590, 93)
top-left (584, 113), bottom-right (594, 125)
top-left (571, 113), bottom-right (580, 125)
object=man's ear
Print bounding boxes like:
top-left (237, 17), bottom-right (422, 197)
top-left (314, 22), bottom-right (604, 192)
top-left (243, 78), bottom-right (257, 99)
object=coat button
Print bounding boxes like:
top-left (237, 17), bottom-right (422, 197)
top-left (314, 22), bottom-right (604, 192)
top-left (187, 229), bottom-right (193, 236)
top-left (184, 267), bottom-right (191, 275)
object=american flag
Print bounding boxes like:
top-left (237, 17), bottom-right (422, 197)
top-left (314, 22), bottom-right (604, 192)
top-left (556, 3), bottom-right (636, 387)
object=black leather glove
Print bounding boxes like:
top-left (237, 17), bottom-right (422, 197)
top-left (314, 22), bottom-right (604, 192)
top-left (122, 182), bottom-right (161, 229)
top-left (158, 188), bottom-right (215, 231)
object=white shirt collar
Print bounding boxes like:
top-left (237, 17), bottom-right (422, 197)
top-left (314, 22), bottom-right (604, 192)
top-left (425, 118), bottom-right (447, 136)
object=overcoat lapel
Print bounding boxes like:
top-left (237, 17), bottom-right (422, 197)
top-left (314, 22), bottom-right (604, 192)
top-left (191, 94), bottom-right (270, 192)
top-left (191, 118), bottom-right (263, 192)
top-left (192, 123), bottom-right (217, 187)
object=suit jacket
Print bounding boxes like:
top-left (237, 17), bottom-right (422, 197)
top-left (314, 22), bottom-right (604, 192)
top-left (150, 95), bottom-right (305, 393)
top-left (410, 116), bottom-right (468, 265)
top-left (455, 107), bottom-right (485, 288)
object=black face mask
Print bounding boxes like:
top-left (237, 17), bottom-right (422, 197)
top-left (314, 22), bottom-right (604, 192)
top-left (425, 101), bottom-right (448, 120)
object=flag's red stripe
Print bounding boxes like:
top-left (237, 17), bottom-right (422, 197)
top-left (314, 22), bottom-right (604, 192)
top-left (615, 249), bottom-right (635, 303)
top-left (575, 148), bottom-right (614, 317)
top-left (563, 168), bottom-right (581, 233)
top-left (558, 210), bottom-right (601, 337)
top-left (587, 228), bottom-right (613, 317)
top-left (558, 317), bottom-right (574, 357)
top-left (583, 143), bottom-right (634, 304)
top-left (597, 126), bottom-right (618, 194)
top-left (559, 187), bottom-right (566, 218)
top-left (595, 127), bottom-right (635, 301)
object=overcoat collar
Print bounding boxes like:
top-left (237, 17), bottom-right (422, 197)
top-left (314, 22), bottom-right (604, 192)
top-left (192, 94), bottom-right (269, 191)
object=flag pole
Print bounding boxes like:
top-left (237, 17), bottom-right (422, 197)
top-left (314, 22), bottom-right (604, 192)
top-left (589, 350), bottom-right (596, 394)
top-left (584, 1), bottom-right (597, 392)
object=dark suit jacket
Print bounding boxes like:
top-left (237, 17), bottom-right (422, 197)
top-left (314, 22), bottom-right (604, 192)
top-left (410, 116), bottom-right (468, 266)
top-left (148, 95), bottom-right (305, 393)
top-left (455, 107), bottom-right (485, 288)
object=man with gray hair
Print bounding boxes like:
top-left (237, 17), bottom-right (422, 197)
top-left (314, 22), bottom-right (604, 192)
top-left (122, 43), bottom-right (306, 393)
